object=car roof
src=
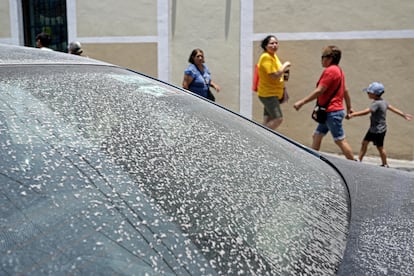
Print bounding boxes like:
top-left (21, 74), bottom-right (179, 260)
top-left (0, 43), bottom-right (112, 66)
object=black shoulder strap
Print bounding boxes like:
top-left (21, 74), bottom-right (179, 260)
top-left (318, 69), bottom-right (342, 108)
top-left (195, 65), bottom-right (210, 86)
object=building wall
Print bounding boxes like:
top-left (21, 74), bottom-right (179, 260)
top-left (1, 0), bottom-right (413, 159)
top-left (77, 0), bottom-right (157, 37)
top-left (72, 0), bottom-right (160, 78)
top-left (0, 0), bottom-right (11, 37)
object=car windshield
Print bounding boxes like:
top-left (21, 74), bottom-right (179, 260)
top-left (0, 64), bottom-right (349, 275)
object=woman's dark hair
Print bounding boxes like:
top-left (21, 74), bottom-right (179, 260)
top-left (261, 35), bottom-right (277, 50)
top-left (188, 48), bottom-right (203, 64)
top-left (322, 45), bottom-right (342, 65)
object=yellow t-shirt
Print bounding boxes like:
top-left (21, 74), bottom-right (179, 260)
top-left (257, 52), bottom-right (284, 98)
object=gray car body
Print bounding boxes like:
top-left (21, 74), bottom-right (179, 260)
top-left (325, 155), bottom-right (414, 275)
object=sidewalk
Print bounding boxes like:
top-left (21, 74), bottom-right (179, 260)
top-left (362, 156), bottom-right (414, 172)
top-left (323, 152), bottom-right (414, 172)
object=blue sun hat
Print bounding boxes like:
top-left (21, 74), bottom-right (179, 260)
top-left (363, 82), bottom-right (384, 96)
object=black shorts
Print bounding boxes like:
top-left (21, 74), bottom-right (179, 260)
top-left (363, 131), bottom-right (386, 147)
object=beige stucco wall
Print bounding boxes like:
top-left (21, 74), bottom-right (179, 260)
top-left (76, 0), bottom-right (157, 37)
top-left (84, 43), bottom-right (157, 77)
top-left (254, 1), bottom-right (414, 32)
top-left (0, 0), bottom-right (10, 37)
top-left (74, 0), bottom-right (158, 77)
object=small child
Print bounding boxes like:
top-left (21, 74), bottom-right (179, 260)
top-left (348, 82), bottom-right (412, 167)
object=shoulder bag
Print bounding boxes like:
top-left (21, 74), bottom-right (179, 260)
top-left (311, 71), bottom-right (342, 123)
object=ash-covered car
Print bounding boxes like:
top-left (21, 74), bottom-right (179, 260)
top-left (0, 44), bottom-right (413, 275)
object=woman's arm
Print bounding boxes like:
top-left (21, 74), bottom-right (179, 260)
top-left (210, 80), bottom-right (221, 92)
top-left (343, 87), bottom-right (354, 115)
top-left (269, 61), bottom-right (291, 79)
top-left (182, 74), bottom-right (193, 90)
top-left (293, 85), bottom-right (326, 111)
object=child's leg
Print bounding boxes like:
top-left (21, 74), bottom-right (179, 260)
top-left (377, 146), bottom-right (388, 166)
top-left (375, 131), bottom-right (387, 166)
top-left (358, 140), bottom-right (369, 162)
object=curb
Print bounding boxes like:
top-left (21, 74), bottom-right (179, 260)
top-left (322, 152), bottom-right (414, 172)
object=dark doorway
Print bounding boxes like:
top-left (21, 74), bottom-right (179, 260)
top-left (22, 0), bottom-right (68, 52)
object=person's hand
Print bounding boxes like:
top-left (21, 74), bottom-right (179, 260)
top-left (404, 113), bottom-right (413, 121)
top-left (213, 84), bottom-right (221, 92)
top-left (210, 82), bottom-right (220, 92)
top-left (283, 61), bottom-right (291, 71)
top-left (293, 100), bottom-right (303, 111)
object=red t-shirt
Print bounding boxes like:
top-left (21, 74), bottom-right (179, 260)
top-left (316, 65), bottom-right (345, 112)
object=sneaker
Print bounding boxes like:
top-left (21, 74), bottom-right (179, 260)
top-left (380, 164), bottom-right (389, 168)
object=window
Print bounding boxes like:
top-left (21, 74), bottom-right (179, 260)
top-left (22, 0), bottom-right (67, 52)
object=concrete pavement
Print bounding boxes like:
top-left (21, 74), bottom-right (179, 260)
top-left (360, 155), bottom-right (414, 172)
top-left (323, 152), bottom-right (414, 173)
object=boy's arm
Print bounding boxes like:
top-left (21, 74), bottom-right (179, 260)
top-left (388, 105), bottom-right (413, 121)
top-left (348, 108), bottom-right (371, 119)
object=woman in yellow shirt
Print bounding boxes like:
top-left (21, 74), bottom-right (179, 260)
top-left (257, 35), bottom-right (291, 130)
